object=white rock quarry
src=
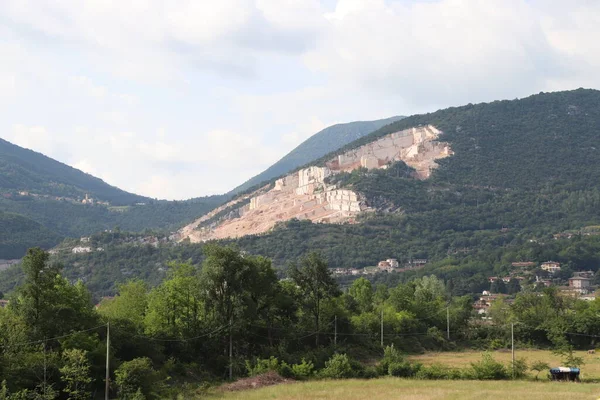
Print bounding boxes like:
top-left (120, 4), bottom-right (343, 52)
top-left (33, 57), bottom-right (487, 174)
top-left (179, 125), bottom-right (451, 242)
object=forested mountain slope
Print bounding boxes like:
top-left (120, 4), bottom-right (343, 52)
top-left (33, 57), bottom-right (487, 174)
top-left (0, 212), bottom-right (61, 259)
top-left (0, 138), bottom-right (148, 205)
top-left (0, 138), bottom-right (228, 258)
top-left (3, 89), bottom-right (600, 296)
top-left (318, 88), bottom-right (600, 191)
top-left (229, 116), bottom-right (403, 194)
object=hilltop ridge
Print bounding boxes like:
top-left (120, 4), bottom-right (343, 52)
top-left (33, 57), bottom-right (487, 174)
top-left (229, 116), bottom-right (403, 194)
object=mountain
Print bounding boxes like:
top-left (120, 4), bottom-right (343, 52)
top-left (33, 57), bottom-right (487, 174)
top-left (0, 138), bottom-right (149, 205)
top-left (230, 116), bottom-right (404, 194)
top-left (4, 89), bottom-right (600, 297)
top-left (175, 88), bottom-right (600, 282)
top-left (0, 139), bottom-right (229, 258)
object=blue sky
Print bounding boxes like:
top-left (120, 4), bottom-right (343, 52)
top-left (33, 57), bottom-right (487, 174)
top-left (1, 0), bottom-right (599, 200)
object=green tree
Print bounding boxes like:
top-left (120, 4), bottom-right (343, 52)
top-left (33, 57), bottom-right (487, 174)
top-left (348, 278), bottom-right (373, 313)
top-left (10, 248), bottom-right (61, 338)
top-left (114, 358), bottom-right (160, 400)
top-left (289, 252), bottom-right (340, 346)
top-left (414, 275), bottom-right (447, 303)
top-left (145, 264), bottom-right (204, 338)
top-left (99, 280), bottom-right (148, 329)
top-left (10, 248), bottom-right (96, 340)
top-left (59, 349), bottom-right (92, 400)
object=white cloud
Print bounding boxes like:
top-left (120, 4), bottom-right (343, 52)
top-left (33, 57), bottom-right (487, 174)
top-left (2, 0), bottom-right (600, 201)
top-left (69, 75), bottom-right (107, 98)
top-left (305, 0), bottom-right (580, 107)
top-left (9, 124), bottom-right (56, 157)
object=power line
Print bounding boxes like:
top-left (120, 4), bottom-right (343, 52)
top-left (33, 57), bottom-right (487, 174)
top-left (1, 324), bottom-right (108, 349)
top-left (124, 324), bottom-right (230, 343)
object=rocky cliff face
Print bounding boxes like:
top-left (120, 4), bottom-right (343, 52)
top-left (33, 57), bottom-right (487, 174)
top-left (179, 125), bottom-right (451, 242)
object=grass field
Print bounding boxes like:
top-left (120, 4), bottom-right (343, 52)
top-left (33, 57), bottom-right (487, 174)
top-left (198, 350), bottom-right (600, 399)
top-left (410, 350), bottom-right (600, 380)
top-left (208, 378), bottom-right (600, 400)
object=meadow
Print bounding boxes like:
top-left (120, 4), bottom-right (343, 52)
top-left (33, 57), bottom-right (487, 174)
top-left (410, 350), bottom-right (600, 380)
top-left (199, 350), bottom-right (600, 400)
top-left (208, 378), bottom-right (600, 400)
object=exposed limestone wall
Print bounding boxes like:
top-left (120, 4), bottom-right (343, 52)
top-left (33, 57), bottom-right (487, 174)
top-left (328, 125), bottom-right (449, 178)
top-left (178, 124), bottom-right (450, 243)
top-left (296, 166), bottom-right (331, 195)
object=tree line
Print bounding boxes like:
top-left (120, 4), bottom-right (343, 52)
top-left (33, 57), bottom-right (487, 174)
top-left (2, 245), bottom-right (600, 398)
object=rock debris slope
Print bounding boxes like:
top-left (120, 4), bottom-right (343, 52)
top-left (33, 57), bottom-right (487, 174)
top-left (179, 125), bottom-right (451, 242)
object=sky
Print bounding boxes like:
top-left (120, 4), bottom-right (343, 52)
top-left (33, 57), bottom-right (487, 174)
top-left (1, 0), bottom-right (599, 200)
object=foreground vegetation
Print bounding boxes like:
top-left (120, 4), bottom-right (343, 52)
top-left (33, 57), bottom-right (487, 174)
top-left (3, 244), bottom-right (600, 398)
top-left (208, 378), bottom-right (600, 400)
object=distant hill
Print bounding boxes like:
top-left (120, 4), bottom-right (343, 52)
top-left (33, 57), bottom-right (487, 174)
top-left (0, 212), bottom-right (61, 259)
top-left (229, 116), bottom-right (403, 194)
top-left (0, 138), bottom-right (149, 205)
top-left (0, 138), bottom-right (228, 258)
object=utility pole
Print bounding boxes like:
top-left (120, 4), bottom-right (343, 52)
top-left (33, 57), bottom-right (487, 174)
top-left (105, 321), bottom-right (110, 400)
top-left (380, 309), bottom-right (384, 348)
top-left (229, 317), bottom-right (233, 381)
top-left (334, 315), bottom-right (337, 347)
top-left (446, 307), bottom-right (450, 340)
top-left (511, 323), bottom-right (515, 379)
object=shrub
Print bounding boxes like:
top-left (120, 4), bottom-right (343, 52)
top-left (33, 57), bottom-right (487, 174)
top-left (291, 358), bottom-right (315, 380)
top-left (530, 360), bottom-right (550, 380)
top-left (469, 352), bottom-right (509, 380)
top-left (115, 358), bottom-right (161, 400)
top-left (278, 362), bottom-right (294, 379)
top-left (320, 354), bottom-right (355, 379)
top-left (388, 361), bottom-right (420, 377)
top-left (510, 357), bottom-right (528, 379)
top-left (377, 345), bottom-right (405, 376)
top-left (362, 366), bottom-right (380, 379)
top-left (415, 363), bottom-right (463, 380)
top-left (245, 357), bottom-right (280, 377)
top-left (489, 339), bottom-right (506, 350)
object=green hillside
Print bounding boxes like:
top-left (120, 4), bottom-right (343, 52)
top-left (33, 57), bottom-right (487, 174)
top-left (3, 89), bottom-right (600, 295)
top-left (0, 195), bottom-right (225, 258)
top-left (231, 89), bottom-right (600, 270)
top-left (0, 138), bottom-right (148, 205)
top-left (0, 139), bottom-right (229, 258)
top-left (230, 116), bottom-right (403, 194)
top-left (0, 212), bottom-right (61, 259)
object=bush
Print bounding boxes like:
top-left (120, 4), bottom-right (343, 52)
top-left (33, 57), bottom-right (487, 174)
top-left (291, 358), bottom-right (315, 380)
top-left (320, 354), bottom-right (355, 379)
top-left (415, 363), bottom-right (463, 380)
top-left (469, 352), bottom-right (509, 380)
top-left (278, 362), bottom-right (294, 379)
top-left (377, 345), bottom-right (419, 377)
top-left (115, 358), bottom-right (162, 400)
top-left (510, 357), bottom-right (528, 379)
top-left (245, 357), bottom-right (280, 377)
top-left (388, 361), bottom-right (420, 377)
top-left (362, 366), bottom-right (380, 379)
top-left (530, 360), bottom-right (550, 380)
top-left (377, 345), bottom-right (404, 376)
